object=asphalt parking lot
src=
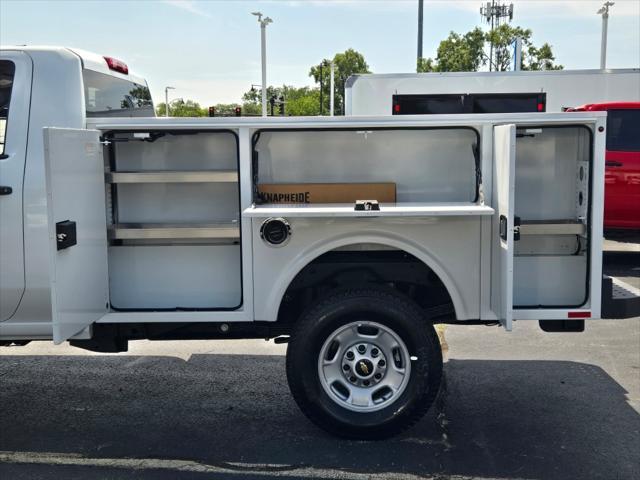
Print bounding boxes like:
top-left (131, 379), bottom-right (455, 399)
top-left (0, 247), bottom-right (638, 480)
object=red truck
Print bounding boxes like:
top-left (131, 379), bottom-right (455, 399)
top-left (567, 102), bottom-right (640, 230)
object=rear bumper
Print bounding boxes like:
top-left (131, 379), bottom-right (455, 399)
top-left (601, 275), bottom-right (640, 319)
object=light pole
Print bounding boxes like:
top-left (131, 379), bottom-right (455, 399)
top-left (164, 86), bottom-right (175, 117)
top-left (251, 12), bottom-right (273, 117)
top-left (417, 0), bottom-right (423, 69)
top-left (597, 2), bottom-right (614, 70)
top-left (329, 62), bottom-right (335, 116)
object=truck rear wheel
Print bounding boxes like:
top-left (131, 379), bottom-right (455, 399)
top-left (286, 288), bottom-right (443, 439)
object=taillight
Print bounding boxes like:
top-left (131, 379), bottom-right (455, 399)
top-left (537, 102), bottom-right (545, 112)
top-left (568, 311), bottom-right (591, 318)
top-left (393, 104), bottom-right (401, 114)
top-left (103, 56), bottom-right (129, 75)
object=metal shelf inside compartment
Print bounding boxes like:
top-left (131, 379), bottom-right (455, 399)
top-left (106, 170), bottom-right (238, 183)
top-left (109, 222), bottom-right (240, 240)
top-left (518, 219), bottom-right (586, 236)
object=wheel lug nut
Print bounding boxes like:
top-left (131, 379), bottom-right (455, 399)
top-left (346, 351), bottom-right (355, 360)
top-left (374, 373), bottom-right (382, 380)
top-left (378, 359), bottom-right (386, 367)
top-left (363, 380), bottom-right (370, 386)
top-left (349, 376), bottom-right (356, 383)
top-left (357, 345), bottom-right (366, 354)
top-left (371, 348), bottom-right (379, 357)
top-left (343, 364), bottom-right (350, 371)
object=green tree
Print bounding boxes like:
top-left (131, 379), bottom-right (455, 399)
top-left (418, 27), bottom-right (486, 72)
top-left (486, 24), bottom-right (533, 71)
top-left (242, 85), bottom-right (285, 115)
top-left (241, 84), bottom-right (322, 116)
top-left (282, 86), bottom-right (321, 116)
top-left (309, 49), bottom-right (371, 115)
top-left (418, 25), bottom-right (562, 72)
top-left (242, 85), bottom-right (283, 105)
top-left (156, 99), bottom-right (206, 117)
top-left (241, 102), bottom-right (261, 116)
top-left (522, 42), bottom-right (563, 71)
top-left (125, 85), bottom-right (153, 108)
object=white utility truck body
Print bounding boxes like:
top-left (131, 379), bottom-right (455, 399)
top-left (2, 47), bottom-right (638, 439)
top-left (345, 69), bottom-right (640, 116)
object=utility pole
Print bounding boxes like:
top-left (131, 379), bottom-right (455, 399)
top-left (164, 86), bottom-right (175, 117)
top-left (330, 62), bottom-right (335, 116)
top-left (480, 1), bottom-right (514, 71)
top-left (417, 0), bottom-right (424, 69)
top-left (598, 2), bottom-right (614, 70)
top-left (513, 37), bottom-right (522, 71)
top-left (252, 12), bottom-right (273, 117)
top-left (319, 62), bottom-right (324, 115)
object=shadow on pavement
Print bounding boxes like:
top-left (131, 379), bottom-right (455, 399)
top-left (604, 230), bottom-right (640, 244)
top-left (0, 354), bottom-right (638, 479)
top-left (604, 251), bottom-right (640, 277)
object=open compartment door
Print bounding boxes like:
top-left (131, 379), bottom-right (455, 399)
top-left (491, 124), bottom-right (516, 330)
top-left (44, 128), bottom-right (109, 344)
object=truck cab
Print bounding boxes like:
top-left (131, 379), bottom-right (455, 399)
top-left (0, 46), bottom-right (153, 331)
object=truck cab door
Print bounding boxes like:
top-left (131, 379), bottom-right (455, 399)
top-left (0, 51), bottom-right (32, 321)
top-left (44, 128), bottom-right (109, 344)
top-left (491, 124), bottom-right (516, 330)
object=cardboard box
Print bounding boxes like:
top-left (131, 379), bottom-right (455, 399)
top-left (257, 183), bottom-right (396, 204)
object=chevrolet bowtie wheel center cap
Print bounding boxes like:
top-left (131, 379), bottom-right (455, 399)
top-left (341, 342), bottom-right (387, 388)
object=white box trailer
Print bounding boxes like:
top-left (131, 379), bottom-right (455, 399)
top-left (2, 47), bottom-right (639, 439)
top-left (345, 69), bottom-right (640, 116)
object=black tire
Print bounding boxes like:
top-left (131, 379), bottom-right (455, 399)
top-left (286, 288), bottom-right (443, 439)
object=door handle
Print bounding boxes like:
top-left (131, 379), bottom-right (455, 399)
top-left (606, 161), bottom-right (623, 167)
top-left (0, 186), bottom-right (12, 195)
top-left (499, 215), bottom-right (520, 241)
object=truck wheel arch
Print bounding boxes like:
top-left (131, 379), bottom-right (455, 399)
top-left (264, 233), bottom-right (466, 323)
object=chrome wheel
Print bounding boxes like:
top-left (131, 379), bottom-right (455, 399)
top-left (318, 321), bottom-right (411, 412)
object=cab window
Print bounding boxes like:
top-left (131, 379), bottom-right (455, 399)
top-left (83, 69), bottom-right (154, 117)
top-left (0, 60), bottom-right (16, 155)
top-left (606, 109), bottom-right (640, 152)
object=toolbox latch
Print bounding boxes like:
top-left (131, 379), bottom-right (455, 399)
top-left (354, 200), bottom-right (380, 211)
top-left (56, 220), bottom-right (77, 250)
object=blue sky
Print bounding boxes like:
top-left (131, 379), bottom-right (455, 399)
top-left (1, 0), bottom-right (639, 105)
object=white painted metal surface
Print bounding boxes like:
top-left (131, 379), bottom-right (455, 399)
top-left (243, 203), bottom-right (494, 217)
top-left (587, 115), bottom-right (607, 319)
top-left (250, 216), bottom-right (483, 322)
top-left (43, 128), bottom-right (109, 343)
top-left (0, 46), bottom-right (150, 338)
top-left (1, 48), bottom-right (87, 337)
top-left (491, 125), bottom-right (516, 330)
top-left (109, 245), bottom-right (242, 309)
top-left (514, 256), bottom-right (587, 306)
top-left (66, 47), bottom-right (148, 91)
top-left (0, 105), bottom-right (610, 337)
top-left (346, 69), bottom-right (640, 115)
top-left (0, 51), bottom-right (32, 321)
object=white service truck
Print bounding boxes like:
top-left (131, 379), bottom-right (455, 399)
top-left (1, 46), bottom-right (639, 439)
top-left (345, 69), bottom-right (640, 116)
